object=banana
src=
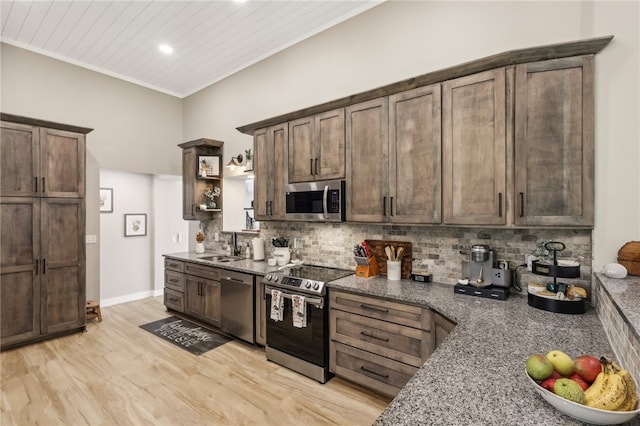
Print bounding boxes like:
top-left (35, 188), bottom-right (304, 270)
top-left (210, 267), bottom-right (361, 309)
top-left (585, 360), bottom-right (628, 411)
top-left (584, 360), bottom-right (608, 402)
top-left (612, 361), bottom-right (638, 411)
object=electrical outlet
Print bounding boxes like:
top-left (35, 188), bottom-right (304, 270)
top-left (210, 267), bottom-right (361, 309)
top-left (86, 235), bottom-right (97, 244)
top-left (214, 232), bottom-right (219, 241)
top-left (177, 233), bottom-right (182, 242)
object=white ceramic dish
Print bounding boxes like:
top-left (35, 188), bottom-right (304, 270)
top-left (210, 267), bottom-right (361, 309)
top-left (526, 370), bottom-right (640, 425)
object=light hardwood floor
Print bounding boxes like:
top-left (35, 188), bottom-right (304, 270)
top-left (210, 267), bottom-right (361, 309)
top-left (1, 296), bottom-right (391, 425)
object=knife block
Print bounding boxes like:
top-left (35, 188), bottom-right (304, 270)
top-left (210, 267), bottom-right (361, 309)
top-left (355, 256), bottom-right (379, 278)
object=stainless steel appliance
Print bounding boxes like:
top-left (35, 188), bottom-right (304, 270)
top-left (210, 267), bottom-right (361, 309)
top-left (262, 265), bottom-right (352, 383)
top-left (220, 270), bottom-right (255, 344)
top-left (285, 180), bottom-right (345, 222)
top-left (455, 244), bottom-right (513, 300)
top-left (469, 244), bottom-right (494, 286)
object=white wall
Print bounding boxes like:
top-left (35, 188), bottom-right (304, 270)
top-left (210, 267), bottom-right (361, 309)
top-left (99, 170), bottom-right (187, 305)
top-left (183, 0), bottom-right (639, 270)
top-left (99, 170), bottom-right (153, 305)
top-left (592, 2), bottom-right (640, 267)
top-left (153, 175), bottom-right (189, 292)
top-left (0, 43), bottom-right (183, 176)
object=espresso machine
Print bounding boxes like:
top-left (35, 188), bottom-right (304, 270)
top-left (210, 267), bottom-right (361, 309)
top-left (469, 244), bottom-right (494, 286)
top-left (455, 244), bottom-right (512, 300)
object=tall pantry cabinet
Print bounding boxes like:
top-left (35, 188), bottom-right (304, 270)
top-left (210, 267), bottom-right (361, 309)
top-left (0, 113), bottom-right (92, 349)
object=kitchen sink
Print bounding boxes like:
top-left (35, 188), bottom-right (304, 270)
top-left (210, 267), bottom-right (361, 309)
top-left (198, 255), bottom-right (245, 263)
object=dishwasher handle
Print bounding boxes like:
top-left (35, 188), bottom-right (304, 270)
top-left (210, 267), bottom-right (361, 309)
top-left (220, 270), bottom-right (254, 286)
top-left (222, 276), bottom-right (251, 285)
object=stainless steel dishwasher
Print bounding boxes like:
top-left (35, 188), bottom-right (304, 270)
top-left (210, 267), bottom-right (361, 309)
top-left (220, 269), bottom-right (255, 344)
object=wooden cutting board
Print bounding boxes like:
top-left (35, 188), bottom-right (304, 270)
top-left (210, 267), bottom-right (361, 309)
top-left (365, 240), bottom-right (412, 279)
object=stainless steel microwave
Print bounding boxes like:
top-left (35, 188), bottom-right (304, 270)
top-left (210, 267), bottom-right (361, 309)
top-left (285, 180), bottom-right (345, 222)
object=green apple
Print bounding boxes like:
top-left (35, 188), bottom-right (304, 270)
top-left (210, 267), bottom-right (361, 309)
top-left (526, 353), bottom-right (554, 380)
top-left (546, 350), bottom-right (574, 376)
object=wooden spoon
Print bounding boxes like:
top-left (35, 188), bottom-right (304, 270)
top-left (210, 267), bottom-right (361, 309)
top-left (390, 246), bottom-right (396, 261)
top-left (385, 246), bottom-right (392, 260)
top-left (396, 247), bottom-right (404, 261)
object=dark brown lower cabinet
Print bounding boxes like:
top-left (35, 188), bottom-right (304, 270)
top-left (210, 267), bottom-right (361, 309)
top-left (1, 197), bottom-right (85, 349)
top-left (163, 258), bottom-right (221, 328)
top-left (329, 289), bottom-right (455, 397)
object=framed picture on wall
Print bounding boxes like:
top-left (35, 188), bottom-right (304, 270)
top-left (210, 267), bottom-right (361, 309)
top-left (100, 188), bottom-right (113, 213)
top-left (124, 213), bottom-right (147, 237)
top-left (197, 155), bottom-right (220, 177)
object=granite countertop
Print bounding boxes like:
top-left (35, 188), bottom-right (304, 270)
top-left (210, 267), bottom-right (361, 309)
top-left (164, 251), bottom-right (282, 275)
top-left (164, 252), bottom-right (639, 425)
top-left (330, 275), bottom-right (639, 426)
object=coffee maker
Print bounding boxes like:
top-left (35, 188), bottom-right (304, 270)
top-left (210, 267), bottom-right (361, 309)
top-left (456, 244), bottom-right (512, 300)
top-left (469, 244), bottom-right (494, 286)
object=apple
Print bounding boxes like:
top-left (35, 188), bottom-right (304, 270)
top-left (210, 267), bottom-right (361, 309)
top-left (569, 373), bottom-right (590, 391)
top-left (526, 353), bottom-right (554, 381)
top-left (574, 355), bottom-right (602, 383)
top-left (550, 370), bottom-right (563, 379)
top-left (541, 377), bottom-right (558, 392)
top-left (546, 350), bottom-right (575, 376)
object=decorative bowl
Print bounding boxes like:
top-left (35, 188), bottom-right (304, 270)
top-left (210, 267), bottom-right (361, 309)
top-left (526, 370), bottom-right (640, 425)
top-left (602, 263), bottom-right (628, 279)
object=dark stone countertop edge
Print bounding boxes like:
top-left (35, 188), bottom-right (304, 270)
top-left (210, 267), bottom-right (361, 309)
top-left (594, 272), bottom-right (640, 341)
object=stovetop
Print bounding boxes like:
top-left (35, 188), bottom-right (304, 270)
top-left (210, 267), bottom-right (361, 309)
top-left (281, 265), bottom-right (352, 282)
top-left (262, 265), bottom-right (353, 296)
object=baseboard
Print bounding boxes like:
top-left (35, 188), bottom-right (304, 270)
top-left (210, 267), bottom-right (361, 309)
top-left (101, 289), bottom-right (163, 307)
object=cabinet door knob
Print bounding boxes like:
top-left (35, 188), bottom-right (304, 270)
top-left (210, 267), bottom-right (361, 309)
top-left (315, 158), bottom-right (319, 175)
top-left (519, 192), bottom-right (525, 217)
top-left (310, 159), bottom-right (314, 176)
top-left (382, 197), bottom-right (387, 216)
top-left (498, 192), bottom-right (503, 217)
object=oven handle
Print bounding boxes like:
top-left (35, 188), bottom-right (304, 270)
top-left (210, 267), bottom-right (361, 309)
top-left (265, 286), bottom-right (324, 309)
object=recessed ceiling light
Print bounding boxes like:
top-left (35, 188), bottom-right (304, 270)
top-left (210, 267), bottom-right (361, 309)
top-left (158, 44), bottom-right (173, 55)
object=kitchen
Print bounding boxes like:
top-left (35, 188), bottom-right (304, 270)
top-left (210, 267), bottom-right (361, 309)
top-left (1, 1), bottom-right (639, 425)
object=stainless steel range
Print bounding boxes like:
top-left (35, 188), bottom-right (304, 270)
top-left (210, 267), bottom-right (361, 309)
top-left (262, 264), bottom-right (352, 383)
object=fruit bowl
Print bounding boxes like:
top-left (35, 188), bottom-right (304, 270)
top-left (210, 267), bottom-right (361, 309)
top-left (525, 370), bottom-right (640, 425)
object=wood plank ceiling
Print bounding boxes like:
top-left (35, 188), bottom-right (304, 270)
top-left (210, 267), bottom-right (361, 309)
top-left (0, 0), bottom-right (382, 98)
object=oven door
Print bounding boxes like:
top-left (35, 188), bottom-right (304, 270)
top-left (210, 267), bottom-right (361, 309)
top-left (265, 286), bottom-right (327, 367)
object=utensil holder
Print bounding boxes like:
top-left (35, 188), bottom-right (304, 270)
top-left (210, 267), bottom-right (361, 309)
top-left (387, 260), bottom-right (401, 281)
top-left (355, 256), bottom-right (379, 278)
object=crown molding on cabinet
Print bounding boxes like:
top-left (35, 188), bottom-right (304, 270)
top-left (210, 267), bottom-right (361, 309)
top-left (236, 35), bottom-right (613, 135)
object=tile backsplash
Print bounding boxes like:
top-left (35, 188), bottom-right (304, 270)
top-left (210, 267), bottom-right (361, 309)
top-left (204, 220), bottom-right (592, 287)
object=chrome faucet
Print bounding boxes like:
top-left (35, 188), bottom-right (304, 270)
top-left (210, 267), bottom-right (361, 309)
top-left (231, 232), bottom-right (240, 256)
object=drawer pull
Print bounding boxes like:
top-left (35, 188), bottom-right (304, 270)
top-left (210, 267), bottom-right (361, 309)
top-left (169, 297), bottom-right (179, 302)
top-left (169, 278), bottom-right (179, 282)
top-left (360, 303), bottom-right (388, 313)
top-left (360, 331), bottom-right (389, 342)
top-left (360, 366), bottom-right (389, 379)
top-left (168, 263), bottom-right (178, 267)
